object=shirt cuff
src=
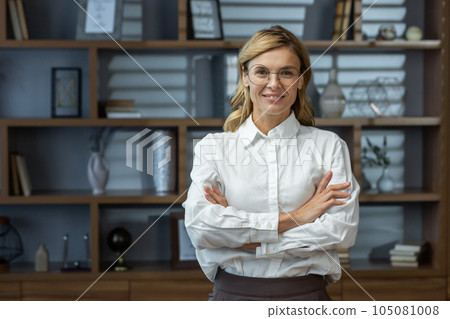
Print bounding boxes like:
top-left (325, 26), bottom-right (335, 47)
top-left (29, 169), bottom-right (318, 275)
top-left (248, 212), bottom-right (279, 244)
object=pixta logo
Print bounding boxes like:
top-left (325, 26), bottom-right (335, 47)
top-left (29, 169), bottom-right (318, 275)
top-left (126, 128), bottom-right (172, 175)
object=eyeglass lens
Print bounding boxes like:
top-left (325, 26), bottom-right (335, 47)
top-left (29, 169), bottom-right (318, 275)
top-left (247, 64), bottom-right (300, 86)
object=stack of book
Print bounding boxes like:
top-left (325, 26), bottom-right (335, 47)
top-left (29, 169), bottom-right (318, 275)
top-left (105, 100), bottom-right (141, 118)
top-left (389, 241), bottom-right (430, 268)
top-left (338, 248), bottom-right (350, 269)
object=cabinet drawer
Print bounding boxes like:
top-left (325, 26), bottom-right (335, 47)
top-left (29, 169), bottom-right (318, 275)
top-left (130, 279), bottom-right (213, 301)
top-left (0, 282), bottom-right (21, 300)
top-left (343, 277), bottom-right (446, 301)
top-left (22, 280), bottom-right (129, 301)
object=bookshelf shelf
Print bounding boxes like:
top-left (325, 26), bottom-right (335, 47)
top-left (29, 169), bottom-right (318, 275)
top-left (0, 0), bottom-right (448, 301)
top-left (0, 39), bottom-right (442, 50)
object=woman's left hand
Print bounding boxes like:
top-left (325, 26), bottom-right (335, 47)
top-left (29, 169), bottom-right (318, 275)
top-left (204, 186), bottom-right (229, 207)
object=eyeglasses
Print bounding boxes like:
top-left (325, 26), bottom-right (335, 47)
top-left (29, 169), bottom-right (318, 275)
top-left (246, 64), bottom-right (300, 86)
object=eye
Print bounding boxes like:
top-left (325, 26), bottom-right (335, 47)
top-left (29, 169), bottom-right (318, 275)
top-left (254, 68), bottom-right (269, 76)
top-left (280, 69), bottom-right (296, 77)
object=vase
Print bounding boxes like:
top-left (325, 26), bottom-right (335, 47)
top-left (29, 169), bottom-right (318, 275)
top-left (35, 244), bottom-right (49, 272)
top-left (377, 167), bottom-right (395, 193)
top-left (87, 152), bottom-right (109, 195)
top-left (319, 68), bottom-right (346, 118)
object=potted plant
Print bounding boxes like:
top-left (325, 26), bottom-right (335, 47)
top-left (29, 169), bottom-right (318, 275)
top-left (362, 136), bottom-right (394, 193)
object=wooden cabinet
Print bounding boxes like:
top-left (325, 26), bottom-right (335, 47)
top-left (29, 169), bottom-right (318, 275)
top-left (0, 0), bottom-right (448, 300)
top-left (22, 280), bottom-right (129, 301)
top-left (0, 282), bottom-right (20, 301)
top-left (342, 277), bottom-right (447, 301)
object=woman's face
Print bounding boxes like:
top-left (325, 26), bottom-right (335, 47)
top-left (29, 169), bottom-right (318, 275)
top-left (243, 46), bottom-right (303, 120)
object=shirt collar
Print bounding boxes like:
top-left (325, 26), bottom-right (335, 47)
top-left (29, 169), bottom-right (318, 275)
top-left (238, 112), bottom-right (301, 145)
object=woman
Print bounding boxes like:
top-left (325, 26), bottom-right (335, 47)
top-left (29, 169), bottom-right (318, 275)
top-left (182, 26), bottom-right (359, 301)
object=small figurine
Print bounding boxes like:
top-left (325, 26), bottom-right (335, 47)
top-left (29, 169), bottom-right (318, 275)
top-left (377, 25), bottom-right (397, 41)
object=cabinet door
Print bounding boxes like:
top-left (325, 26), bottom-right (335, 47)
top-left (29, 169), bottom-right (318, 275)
top-left (326, 280), bottom-right (341, 301)
top-left (22, 280), bottom-right (129, 301)
top-left (0, 282), bottom-right (21, 300)
top-left (130, 279), bottom-right (213, 301)
top-left (343, 277), bottom-right (446, 301)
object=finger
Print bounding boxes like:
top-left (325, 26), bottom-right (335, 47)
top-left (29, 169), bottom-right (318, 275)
top-left (327, 181), bottom-right (351, 191)
top-left (206, 187), bottom-right (223, 203)
top-left (317, 171), bottom-right (333, 193)
top-left (333, 199), bottom-right (347, 206)
top-left (212, 186), bottom-right (223, 197)
top-left (205, 193), bottom-right (217, 204)
top-left (333, 191), bottom-right (351, 198)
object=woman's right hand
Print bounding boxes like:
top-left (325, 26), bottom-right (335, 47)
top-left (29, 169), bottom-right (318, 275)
top-left (279, 171), bottom-right (351, 233)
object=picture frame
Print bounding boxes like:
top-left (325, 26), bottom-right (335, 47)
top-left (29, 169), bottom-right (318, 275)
top-left (51, 68), bottom-right (82, 118)
top-left (170, 212), bottom-right (199, 269)
top-left (76, 0), bottom-right (123, 40)
top-left (188, 0), bottom-right (223, 40)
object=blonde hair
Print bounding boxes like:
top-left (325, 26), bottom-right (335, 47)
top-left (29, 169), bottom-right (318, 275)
top-left (223, 25), bottom-right (315, 132)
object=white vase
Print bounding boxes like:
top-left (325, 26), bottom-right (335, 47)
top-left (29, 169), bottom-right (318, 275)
top-left (377, 167), bottom-right (395, 193)
top-left (35, 244), bottom-right (49, 272)
top-left (87, 152), bottom-right (109, 195)
top-left (319, 68), bottom-right (346, 118)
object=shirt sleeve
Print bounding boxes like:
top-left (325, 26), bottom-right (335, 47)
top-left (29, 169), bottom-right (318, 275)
top-left (256, 138), bottom-right (360, 258)
top-left (183, 135), bottom-right (279, 250)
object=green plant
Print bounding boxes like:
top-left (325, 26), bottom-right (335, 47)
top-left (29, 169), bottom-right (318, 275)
top-left (89, 127), bottom-right (114, 153)
top-left (362, 136), bottom-right (391, 168)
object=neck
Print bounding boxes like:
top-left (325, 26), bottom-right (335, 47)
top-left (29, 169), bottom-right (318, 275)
top-left (251, 111), bottom-right (291, 135)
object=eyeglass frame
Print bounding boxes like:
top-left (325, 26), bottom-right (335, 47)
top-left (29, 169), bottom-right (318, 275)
top-left (245, 64), bottom-right (302, 87)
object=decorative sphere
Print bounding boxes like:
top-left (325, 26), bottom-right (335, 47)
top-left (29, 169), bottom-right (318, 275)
top-left (107, 227), bottom-right (132, 253)
top-left (406, 26), bottom-right (423, 41)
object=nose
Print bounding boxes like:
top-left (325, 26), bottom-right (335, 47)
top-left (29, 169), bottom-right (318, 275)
top-left (267, 73), bottom-right (282, 88)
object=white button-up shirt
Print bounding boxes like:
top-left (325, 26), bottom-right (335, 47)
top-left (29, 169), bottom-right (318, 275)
top-left (183, 112), bottom-right (359, 283)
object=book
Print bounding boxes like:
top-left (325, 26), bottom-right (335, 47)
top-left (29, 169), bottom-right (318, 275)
top-left (393, 242), bottom-right (424, 252)
top-left (9, 153), bottom-right (21, 195)
top-left (15, 154), bottom-right (32, 196)
top-left (106, 99), bottom-right (134, 107)
top-left (8, 0), bottom-right (22, 40)
top-left (15, 0), bottom-right (28, 40)
top-left (340, 0), bottom-right (353, 41)
top-left (331, 1), bottom-right (344, 41)
top-left (391, 261), bottom-right (419, 268)
top-left (389, 249), bottom-right (419, 256)
top-left (390, 255), bottom-right (418, 262)
top-left (106, 111), bottom-right (142, 119)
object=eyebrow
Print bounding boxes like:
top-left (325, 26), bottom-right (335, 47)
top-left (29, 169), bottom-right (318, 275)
top-left (250, 64), bottom-right (299, 69)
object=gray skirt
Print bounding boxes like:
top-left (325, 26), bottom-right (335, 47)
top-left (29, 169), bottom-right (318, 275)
top-left (209, 268), bottom-right (331, 301)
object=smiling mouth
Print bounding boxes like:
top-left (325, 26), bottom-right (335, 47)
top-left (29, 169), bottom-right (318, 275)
top-left (263, 94), bottom-right (285, 99)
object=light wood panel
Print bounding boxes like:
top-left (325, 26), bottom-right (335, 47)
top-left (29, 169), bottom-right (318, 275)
top-left (22, 280), bottom-right (129, 301)
top-left (343, 277), bottom-right (447, 301)
top-left (0, 281), bottom-right (21, 301)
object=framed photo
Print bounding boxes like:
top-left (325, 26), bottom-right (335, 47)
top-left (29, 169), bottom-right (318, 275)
top-left (188, 0), bottom-right (223, 40)
top-left (51, 68), bottom-right (82, 118)
top-left (170, 212), bottom-right (199, 269)
top-left (76, 0), bottom-right (123, 40)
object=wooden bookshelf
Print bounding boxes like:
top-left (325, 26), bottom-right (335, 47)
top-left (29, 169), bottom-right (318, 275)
top-left (0, 0), bottom-right (448, 301)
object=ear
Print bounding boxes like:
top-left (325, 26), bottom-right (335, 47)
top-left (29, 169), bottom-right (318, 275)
top-left (297, 75), bottom-right (304, 90)
top-left (242, 67), bottom-right (250, 87)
